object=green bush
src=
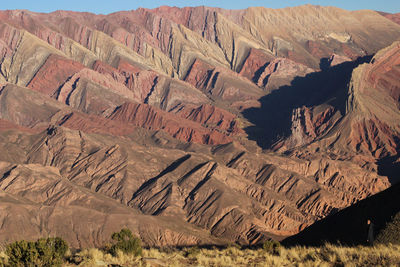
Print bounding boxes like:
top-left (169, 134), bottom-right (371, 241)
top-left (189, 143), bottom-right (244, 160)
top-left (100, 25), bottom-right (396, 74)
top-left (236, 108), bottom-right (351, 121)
top-left (375, 212), bottom-right (400, 245)
top-left (5, 237), bottom-right (68, 267)
top-left (109, 228), bottom-right (142, 257)
top-left (262, 239), bottom-right (281, 255)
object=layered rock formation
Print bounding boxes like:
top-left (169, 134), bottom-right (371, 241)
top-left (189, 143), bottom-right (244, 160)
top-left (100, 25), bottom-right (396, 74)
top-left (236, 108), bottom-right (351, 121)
top-left (286, 42), bottom-right (400, 162)
top-left (0, 123), bottom-right (390, 247)
top-left (0, 6), bottom-right (399, 248)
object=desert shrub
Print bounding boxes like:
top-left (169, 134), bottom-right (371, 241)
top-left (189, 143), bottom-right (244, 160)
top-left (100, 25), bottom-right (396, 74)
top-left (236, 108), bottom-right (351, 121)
top-left (6, 240), bottom-right (38, 267)
top-left (35, 237), bottom-right (68, 266)
top-left (183, 246), bottom-right (200, 258)
top-left (375, 212), bottom-right (400, 245)
top-left (109, 228), bottom-right (142, 257)
top-left (5, 237), bottom-right (68, 267)
top-left (262, 239), bottom-right (281, 255)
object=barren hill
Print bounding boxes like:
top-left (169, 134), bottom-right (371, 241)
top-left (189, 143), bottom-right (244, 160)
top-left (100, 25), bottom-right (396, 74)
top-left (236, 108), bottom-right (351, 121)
top-left (0, 5), bottom-right (399, 248)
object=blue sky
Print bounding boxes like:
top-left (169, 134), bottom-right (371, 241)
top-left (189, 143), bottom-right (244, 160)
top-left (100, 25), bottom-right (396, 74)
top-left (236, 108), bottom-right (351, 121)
top-left (0, 0), bottom-right (399, 14)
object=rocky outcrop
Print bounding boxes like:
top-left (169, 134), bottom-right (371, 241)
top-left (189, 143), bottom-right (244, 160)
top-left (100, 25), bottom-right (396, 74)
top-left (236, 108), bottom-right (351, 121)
top-left (272, 106), bottom-right (340, 150)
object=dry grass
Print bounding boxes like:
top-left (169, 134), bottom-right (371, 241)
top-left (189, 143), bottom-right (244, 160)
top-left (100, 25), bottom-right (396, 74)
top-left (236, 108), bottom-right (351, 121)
top-left (0, 251), bottom-right (8, 267)
top-left (152, 244), bottom-right (400, 267)
top-left (2, 243), bottom-right (400, 266)
top-left (64, 248), bottom-right (143, 266)
top-left (73, 243), bottom-right (400, 266)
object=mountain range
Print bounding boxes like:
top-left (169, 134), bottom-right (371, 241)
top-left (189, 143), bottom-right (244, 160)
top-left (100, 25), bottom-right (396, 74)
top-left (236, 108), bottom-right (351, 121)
top-left (0, 5), bottom-right (399, 248)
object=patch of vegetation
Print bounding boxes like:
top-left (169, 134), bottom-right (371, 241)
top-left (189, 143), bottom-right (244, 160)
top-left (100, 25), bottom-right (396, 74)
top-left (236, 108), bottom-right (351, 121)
top-left (108, 228), bottom-right (142, 257)
top-left (183, 246), bottom-right (200, 258)
top-left (375, 212), bottom-right (400, 245)
top-left (5, 237), bottom-right (68, 267)
top-left (262, 239), bottom-right (281, 255)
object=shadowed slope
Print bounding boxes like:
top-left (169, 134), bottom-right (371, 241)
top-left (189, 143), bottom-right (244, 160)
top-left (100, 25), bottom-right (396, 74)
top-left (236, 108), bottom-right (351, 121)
top-left (283, 182), bottom-right (400, 246)
top-left (242, 56), bottom-right (371, 149)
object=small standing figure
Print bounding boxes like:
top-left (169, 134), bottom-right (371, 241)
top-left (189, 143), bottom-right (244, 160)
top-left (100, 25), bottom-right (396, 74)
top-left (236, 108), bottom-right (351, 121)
top-left (367, 219), bottom-right (375, 245)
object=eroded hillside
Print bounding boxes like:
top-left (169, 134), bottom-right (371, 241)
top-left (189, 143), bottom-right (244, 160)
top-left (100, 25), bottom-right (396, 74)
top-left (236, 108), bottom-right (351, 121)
top-left (0, 5), bottom-right (399, 248)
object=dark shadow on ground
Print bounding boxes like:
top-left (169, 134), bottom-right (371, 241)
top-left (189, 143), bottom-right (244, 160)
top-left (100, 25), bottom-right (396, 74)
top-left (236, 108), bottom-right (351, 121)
top-left (283, 182), bottom-right (400, 247)
top-left (241, 56), bottom-right (372, 150)
top-left (377, 153), bottom-right (400, 185)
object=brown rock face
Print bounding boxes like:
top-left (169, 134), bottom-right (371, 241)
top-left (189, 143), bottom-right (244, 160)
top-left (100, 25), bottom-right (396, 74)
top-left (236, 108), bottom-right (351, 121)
top-left (366, 44), bottom-right (400, 107)
top-left (175, 104), bottom-right (244, 135)
top-left (0, 6), bottom-right (399, 249)
top-left (56, 112), bottom-right (136, 136)
top-left (108, 102), bottom-right (232, 145)
top-left (253, 58), bottom-right (314, 91)
top-left (239, 48), bottom-right (275, 81)
top-left (27, 54), bottom-right (84, 97)
top-left (342, 42), bottom-right (400, 158)
top-left (184, 58), bottom-right (264, 102)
